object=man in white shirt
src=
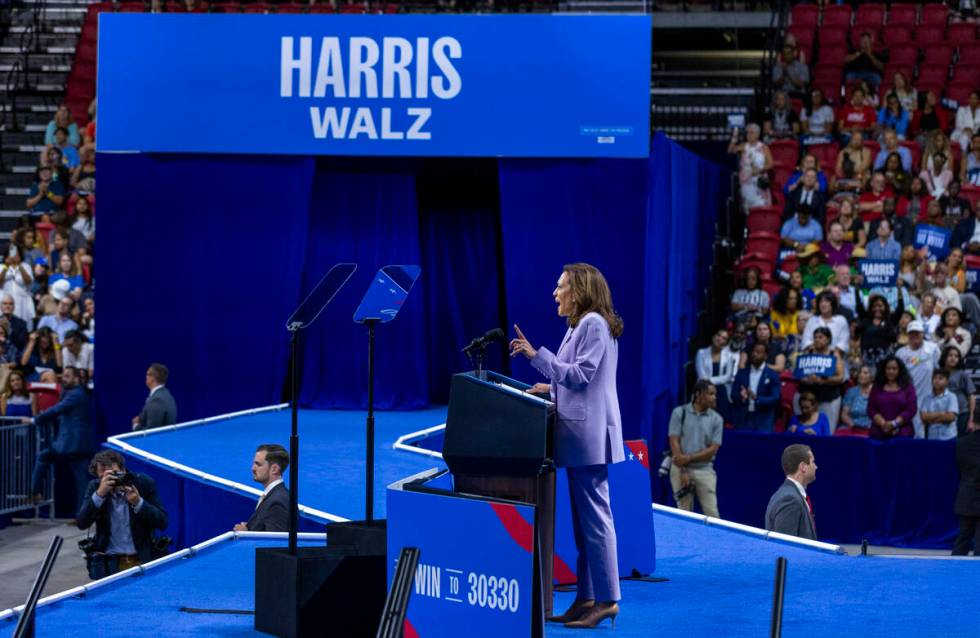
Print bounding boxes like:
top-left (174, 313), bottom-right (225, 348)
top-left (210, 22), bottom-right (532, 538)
top-left (765, 444), bottom-right (818, 541)
top-left (928, 263), bottom-right (962, 313)
top-left (828, 264), bottom-right (858, 319)
top-left (919, 293), bottom-right (942, 340)
top-left (61, 330), bottom-right (93, 380)
top-left (896, 321), bottom-right (942, 438)
top-left (234, 444), bottom-right (290, 532)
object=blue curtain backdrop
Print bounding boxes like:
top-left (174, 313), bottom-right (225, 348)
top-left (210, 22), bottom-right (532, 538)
top-left (95, 153), bottom-right (314, 441)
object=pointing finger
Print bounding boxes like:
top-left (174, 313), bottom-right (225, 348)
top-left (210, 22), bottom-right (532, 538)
top-left (513, 324), bottom-right (527, 342)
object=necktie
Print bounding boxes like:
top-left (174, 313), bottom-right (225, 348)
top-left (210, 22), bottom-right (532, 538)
top-left (805, 494), bottom-right (816, 531)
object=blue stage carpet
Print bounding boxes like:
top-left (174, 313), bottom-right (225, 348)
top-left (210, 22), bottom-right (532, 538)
top-left (118, 407), bottom-right (448, 520)
top-left (3, 513), bottom-right (976, 638)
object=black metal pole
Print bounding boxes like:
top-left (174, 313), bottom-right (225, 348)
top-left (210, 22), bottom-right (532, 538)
top-left (770, 556), bottom-right (787, 638)
top-left (13, 535), bottom-right (63, 638)
top-left (366, 320), bottom-right (376, 522)
top-left (288, 328), bottom-right (299, 555)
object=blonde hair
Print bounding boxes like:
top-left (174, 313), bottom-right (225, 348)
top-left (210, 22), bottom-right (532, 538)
top-left (563, 263), bottom-right (624, 338)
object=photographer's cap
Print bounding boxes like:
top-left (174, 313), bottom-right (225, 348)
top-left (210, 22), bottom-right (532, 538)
top-left (907, 320), bottom-right (925, 333)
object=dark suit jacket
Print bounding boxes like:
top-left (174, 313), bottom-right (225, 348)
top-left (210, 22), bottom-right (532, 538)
top-left (136, 386), bottom-right (178, 431)
top-left (732, 365), bottom-right (782, 429)
top-left (76, 472), bottom-right (169, 563)
top-left (783, 187), bottom-right (827, 221)
top-left (2, 312), bottom-right (28, 351)
top-left (956, 431), bottom-right (980, 517)
top-left (952, 217), bottom-right (980, 251)
top-left (247, 482), bottom-right (289, 532)
top-left (869, 215), bottom-right (914, 248)
top-left (34, 385), bottom-right (95, 456)
top-left (765, 479), bottom-right (817, 541)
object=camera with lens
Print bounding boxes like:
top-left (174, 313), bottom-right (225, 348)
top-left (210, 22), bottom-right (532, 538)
top-left (657, 451), bottom-right (673, 478)
top-left (674, 482), bottom-right (696, 502)
top-left (109, 470), bottom-right (135, 489)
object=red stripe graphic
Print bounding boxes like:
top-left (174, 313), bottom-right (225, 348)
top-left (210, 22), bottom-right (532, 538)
top-left (404, 618), bottom-right (419, 638)
top-left (625, 439), bottom-right (650, 470)
top-left (553, 554), bottom-right (577, 584)
top-left (489, 503), bottom-right (577, 584)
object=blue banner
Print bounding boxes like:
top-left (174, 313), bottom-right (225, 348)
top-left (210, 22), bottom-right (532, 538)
top-left (387, 483), bottom-right (536, 638)
top-left (913, 225), bottom-right (952, 260)
top-left (794, 353), bottom-right (837, 379)
top-left (968, 268), bottom-right (980, 294)
top-left (858, 259), bottom-right (899, 287)
top-left (97, 14), bottom-right (651, 158)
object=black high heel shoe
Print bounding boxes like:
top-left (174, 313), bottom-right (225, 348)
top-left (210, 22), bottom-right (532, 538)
top-left (564, 602), bottom-right (619, 629)
top-left (547, 599), bottom-right (595, 623)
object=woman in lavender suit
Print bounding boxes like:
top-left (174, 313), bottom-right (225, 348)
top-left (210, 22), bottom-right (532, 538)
top-left (510, 262), bottom-right (624, 630)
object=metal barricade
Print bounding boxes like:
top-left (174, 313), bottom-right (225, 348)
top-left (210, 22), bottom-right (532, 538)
top-left (0, 418), bottom-right (53, 517)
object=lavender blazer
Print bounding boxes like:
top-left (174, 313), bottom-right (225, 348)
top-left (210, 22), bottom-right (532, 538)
top-left (530, 312), bottom-right (625, 468)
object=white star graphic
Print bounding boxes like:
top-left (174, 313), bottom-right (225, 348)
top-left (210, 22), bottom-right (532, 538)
top-left (628, 452), bottom-right (635, 461)
top-left (638, 451), bottom-right (644, 461)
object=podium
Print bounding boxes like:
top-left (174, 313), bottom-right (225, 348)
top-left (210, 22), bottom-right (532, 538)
top-left (442, 371), bottom-right (556, 617)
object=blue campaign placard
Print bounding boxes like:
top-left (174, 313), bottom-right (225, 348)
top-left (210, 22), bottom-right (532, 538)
top-left (387, 486), bottom-right (536, 638)
top-left (794, 353), bottom-right (837, 379)
top-left (913, 224), bottom-right (952, 260)
top-left (858, 259), bottom-right (898, 287)
top-left (97, 14), bottom-right (651, 158)
top-left (967, 269), bottom-right (980, 294)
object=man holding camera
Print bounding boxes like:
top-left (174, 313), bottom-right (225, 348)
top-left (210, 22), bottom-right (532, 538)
top-left (668, 379), bottom-right (724, 518)
top-left (76, 450), bottom-right (168, 578)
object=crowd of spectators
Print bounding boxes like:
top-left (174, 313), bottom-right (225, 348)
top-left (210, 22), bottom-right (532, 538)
top-left (716, 1), bottom-right (980, 442)
top-left (1, 100), bottom-right (96, 416)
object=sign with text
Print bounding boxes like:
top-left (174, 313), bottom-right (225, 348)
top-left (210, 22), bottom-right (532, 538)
top-left (97, 14), bottom-right (651, 157)
top-left (387, 485), bottom-right (537, 638)
top-left (967, 269), bottom-right (980, 294)
top-left (858, 259), bottom-right (899, 288)
top-left (913, 225), bottom-right (952, 260)
top-left (794, 353), bottom-right (837, 379)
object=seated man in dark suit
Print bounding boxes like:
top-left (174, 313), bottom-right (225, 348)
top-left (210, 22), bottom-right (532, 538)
top-left (732, 342), bottom-right (783, 433)
top-left (234, 443), bottom-right (290, 532)
top-left (77, 449), bottom-right (169, 578)
top-left (952, 204), bottom-right (980, 256)
top-left (953, 427), bottom-right (980, 556)
top-left (765, 444), bottom-right (818, 541)
top-left (132, 362), bottom-right (178, 431)
top-left (783, 168), bottom-right (827, 222)
top-left (0, 294), bottom-right (29, 351)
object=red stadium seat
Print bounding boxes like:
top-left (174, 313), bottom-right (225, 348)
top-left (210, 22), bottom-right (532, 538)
top-left (747, 207), bottom-right (783, 234)
top-left (887, 44), bottom-right (918, 68)
top-left (769, 139), bottom-right (801, 167)
top-left (952, 64), bottom-right (980, 86)
top-left (961, 186), bottom-right (980, 213)
top-left (947, 22), bottom-right (978, 47)
top-left (813, 64), bottom-right (843, 83)
top-left (959, 42), bottom-right (980, 61)
top-left (921, 43), bottom-right (954, 68)
top-left (881, 26), bottom-right (913, 47)
top-left (917, 64), bottom-right (949, 86)
top-left (773, 165), bottom-right (795, 191)
top-left (243, 3), bottom-right (270, 12)
top-left (762, 278), bottom-right (783, 301)
top-left (277, 2), bottom-right (305, 11)
top-left (888, 4), bottom-right (918, 27)
top-left (788, 26), bottom-right (815, 62)
top-left (745, 233), bottom-right (781, 261)
top-left (117, 2), bottom-right (145, 12)
top-left (771, 188), bottom-right (786, 209)
top-left (849, 27), bottom-right (881, 48)
top-left (948, 82), bottom-right (976, 107)
top-left (76, 41), bottom-right (97, 61)
top-left (864, 139), bottom-right (881, 159)
top-left (735, 256), bottom-right (776, 278)
top-left (309, 3), bottom-right (334, 11)
top-left (339, 3), bottom-right (366, 13)
top-left (818, 44), bottom-right (847, 67)
top-left (920, 3), bottom-right (949, 26)
top-left (790, 4), bottom-right (819, 27)
top-left (819, 27), bottom-right (849, 46)
top-left (822, 4), bottom-right (853, 27)
top-left (212, 2), bottom-right (240, 11)
top-left (854, 3), bottom-right (885, 28)
top-left (380, 3), bottom-right (399, 13)
top-left (809, 143), bottom-right (840, 171)
top-left (914, 25), bottom-right (946, 46)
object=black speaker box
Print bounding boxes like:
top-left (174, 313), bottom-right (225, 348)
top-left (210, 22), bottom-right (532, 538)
top-left (325, 519), bottom-right (387, 555)
top-left (254, 546), bottom-right (386, 638)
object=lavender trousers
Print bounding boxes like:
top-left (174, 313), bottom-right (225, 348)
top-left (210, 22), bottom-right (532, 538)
top-left (567, 464), bottom-right (621, 602)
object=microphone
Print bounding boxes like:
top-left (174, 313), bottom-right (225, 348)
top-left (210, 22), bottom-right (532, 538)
top-left (461, 328), bottom-right (505, 353)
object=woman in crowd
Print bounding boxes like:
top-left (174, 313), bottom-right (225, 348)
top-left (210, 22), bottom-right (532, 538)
top-left (962, 133), bottom-right (980, 187)
top-left (787, 269), bottom-right (815, 309)
top-left (833, 131), bottom-right (872, 193)
top-left (796, 326), bottom-right (846, 431)
top-left (763, 90), bottom-right (800, 141)
top-left (882, 151), bottom-right (911, 196)
top-left (15, 228), bottom-right (46, 267)
top-left (0, 246), bottom-right (35, 325)
top-left (895, 310), bottom-right (914, 348)
top-left (920, 152), bottom-right (954, 200)
top-left (729, 123), bottom-right (773, 210)
top-left (856, 294), bottom-right (904, 367)
top-left (48, 253), bottom-right (84, 293)
top-left (911, 91), bottom-right (950, 145)
top-left (783, 310), bottom-right (812, 369)
top-left (802, 291), bottom-right (850, 354)
top-left (743, 321), bottom-right (787, 372)
top-left (876, 92), bottom-right (909, 140)
top-left (921, 131), bottom-right (953, 174)
top-left (947, 248), bottom-right (969, 294)
top-left (771, 287), bottom-right (803, 338)
top-left (730, 267), bottom-right (770, 322)
top-left (936, 307), bottom-right (972, 357)
top-left (0, 322), bottom-right (20, 372)
top-left (835, 197), bottom-right (867, 247)
top-left (939, 345), bottom-right (976, 437)
top-left (44, 105), bottom-right (80, 148)
top-left (784, 153), bottom-right (829, 194)
top-left (898, 244), bottom-right (920, 290)
top-left (890, 71), bottom-right (917, 114)
top-left (952, 90), bottom-right (980, 153)
top-left (72, 195), bottom-right (95, 242)
top-left (70, 146), bottom-right (96, 193)
top-left (788, 391), bottom-right (832, 436)
top-left (897, 176), bottom-right (932, 221)
top-left (839, 364), bottom-right (874, 436)
top-left (21, 327), bottom-right (61, 380)
top-left (695, 328), bottom-right (739, 423)
top-left (801, 88), bottom-right (836, 141)
top-left (867, 354), bottom-right (917, 439)
top-left (0, 369), bottom-right (34, 418)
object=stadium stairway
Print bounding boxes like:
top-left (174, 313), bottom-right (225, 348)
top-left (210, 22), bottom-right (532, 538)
top-left (0, 0), bottom-right (86, 240)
